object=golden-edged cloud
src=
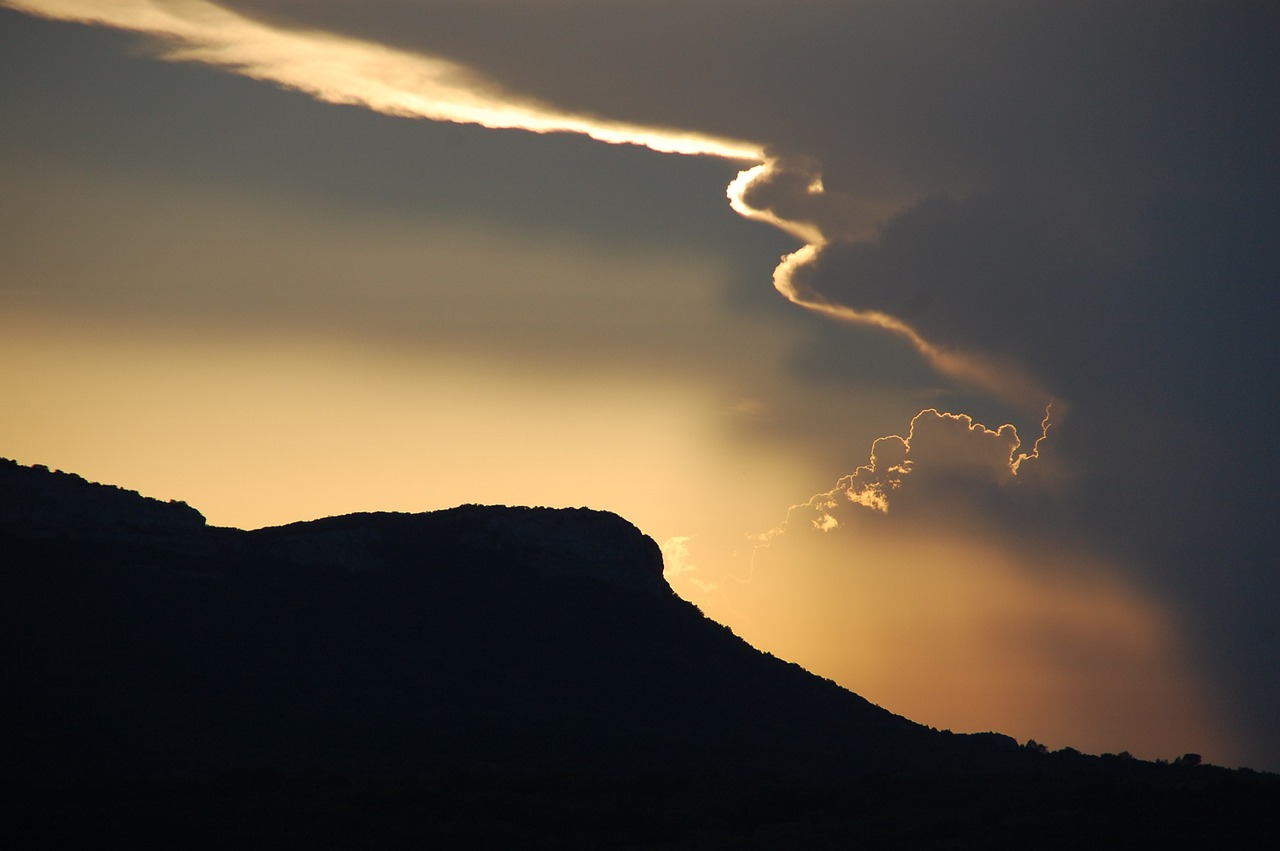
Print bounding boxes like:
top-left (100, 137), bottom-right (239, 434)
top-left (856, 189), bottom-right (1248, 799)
top-left (765, 407), bottom-right (1051, 534)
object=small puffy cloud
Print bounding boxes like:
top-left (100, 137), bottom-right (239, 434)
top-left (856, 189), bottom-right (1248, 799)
top-left (779, 408), bottom-right (1052, 536)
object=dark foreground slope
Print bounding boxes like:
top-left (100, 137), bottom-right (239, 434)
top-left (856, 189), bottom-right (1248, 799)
top-left (2, 459), bottom-right (1276, 848)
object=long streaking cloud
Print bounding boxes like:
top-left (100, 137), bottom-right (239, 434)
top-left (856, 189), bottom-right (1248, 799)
top-left (3, 0), bottom-right (761, 160)
top-left (5, 0), bottom-right (1050, 408)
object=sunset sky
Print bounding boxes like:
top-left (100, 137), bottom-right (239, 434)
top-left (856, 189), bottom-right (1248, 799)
top-left (3, 1), bottom-right (1276, 771)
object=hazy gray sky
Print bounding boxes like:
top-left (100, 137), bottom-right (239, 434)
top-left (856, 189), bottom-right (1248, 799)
top-left (3, 1), bottom-right (1276, 770)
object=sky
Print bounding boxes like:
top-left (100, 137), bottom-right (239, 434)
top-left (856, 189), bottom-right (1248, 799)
top-left (2, 1), bottom-right (1276, 770)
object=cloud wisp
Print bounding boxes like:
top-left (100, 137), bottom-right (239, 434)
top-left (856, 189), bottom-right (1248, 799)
top-left (4, 0), bottom-right (762, 161)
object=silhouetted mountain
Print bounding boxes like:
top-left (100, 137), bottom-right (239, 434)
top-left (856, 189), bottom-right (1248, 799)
top-left (2, 458), bottom-right (1276, 848)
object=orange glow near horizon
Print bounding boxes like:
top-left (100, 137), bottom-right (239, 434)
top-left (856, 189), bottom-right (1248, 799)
top-left (663, 407), bottom-right (1241, 766)
top-left (3, 317), bottom-right (1240, 766)
top-left (666, 492), bottom-right (1239, 766)
top-left (0, 311), bottom-right (811, 539)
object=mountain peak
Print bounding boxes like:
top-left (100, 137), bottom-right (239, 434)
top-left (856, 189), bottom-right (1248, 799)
top-left (239, 504), bottom-right (669, 598)
top-left (441, 503), bottom-right (667, 595)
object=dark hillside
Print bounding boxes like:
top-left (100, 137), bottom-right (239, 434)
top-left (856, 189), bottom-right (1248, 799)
top-left (2, 458), bottom-right (1276, 847)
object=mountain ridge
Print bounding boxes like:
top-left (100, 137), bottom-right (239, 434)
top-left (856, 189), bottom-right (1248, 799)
top-left (0, 457), bottom-right (205, 535)
top-left (3, 457), bottom-right (1276, 847)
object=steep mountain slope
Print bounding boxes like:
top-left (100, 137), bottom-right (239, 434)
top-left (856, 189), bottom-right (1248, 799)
top-left (1, 459), bottom-right (939, 780)
top-left (2, 458), bottom-right (1276, 847)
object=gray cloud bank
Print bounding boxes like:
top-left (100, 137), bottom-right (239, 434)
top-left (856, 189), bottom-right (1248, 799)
top-left (241, 0), bottom-right (1278, 766)
top-left (219, 1), bottom-right (1275, 412)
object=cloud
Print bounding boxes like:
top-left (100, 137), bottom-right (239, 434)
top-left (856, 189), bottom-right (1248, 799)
top-left (725, 160), bottom-right (1055, 409)
top-left (2, 0), bottom-right (1094, 405)
top-left (4, 1), bottom-right (1053, 422)
top-left (765, 407), bottom-right (1052, 537)
top-left (4, 0), bottom-right (761, 160)
top-left (297, 0), bottom-right (1268, 403)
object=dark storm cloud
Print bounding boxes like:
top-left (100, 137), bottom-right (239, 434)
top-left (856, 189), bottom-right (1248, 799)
top-left (246, 0), bottom-right (1276, 766)
top-left (209, 1), bottom-right (1274, 407)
